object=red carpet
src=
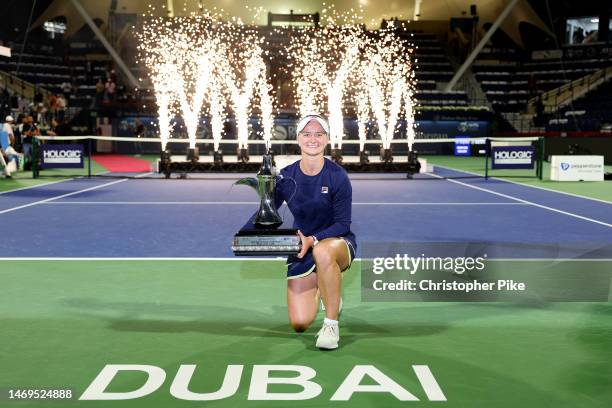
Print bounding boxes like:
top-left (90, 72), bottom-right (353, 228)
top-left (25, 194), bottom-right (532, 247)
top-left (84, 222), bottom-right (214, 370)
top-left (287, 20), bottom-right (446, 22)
top-left (92, 154), bottom-right (152, 173)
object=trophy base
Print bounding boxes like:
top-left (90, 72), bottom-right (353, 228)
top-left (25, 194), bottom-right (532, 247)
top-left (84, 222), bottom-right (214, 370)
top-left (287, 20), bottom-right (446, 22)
top-left (233, 229), bottom-right (301, 256)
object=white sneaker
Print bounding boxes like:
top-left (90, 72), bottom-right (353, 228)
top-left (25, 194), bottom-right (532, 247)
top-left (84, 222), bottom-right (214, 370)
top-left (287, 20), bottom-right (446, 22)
top-left (316, 323), bottom-right (339, 350)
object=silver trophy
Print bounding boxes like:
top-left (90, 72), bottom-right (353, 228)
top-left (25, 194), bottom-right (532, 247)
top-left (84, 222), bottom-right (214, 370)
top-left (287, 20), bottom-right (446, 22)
top-left (232, 152), bottom-right (301, 256)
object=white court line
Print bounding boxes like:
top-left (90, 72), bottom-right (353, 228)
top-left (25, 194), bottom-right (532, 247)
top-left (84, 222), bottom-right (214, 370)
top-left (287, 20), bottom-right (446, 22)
top-left (0, 170), bottom-right (112, 196)
top-left (426, 172), bottom-right (612, 228)
top-left (0, 257), bottom-right (609, 261)
top-left (0, 257), bottom-right (286, 261)
top-left (0, 178), bottom-right (129, 215)
top-left (487, 258), bottom-right (612, 262)
top-left (0, 177), bottom-right (77, 195)
top-left (433, 163), bottom-right (612, 205)
top-left (0, 172), bottom-right (152, 215)
top-left (40, 201), bottom-right (529, 206)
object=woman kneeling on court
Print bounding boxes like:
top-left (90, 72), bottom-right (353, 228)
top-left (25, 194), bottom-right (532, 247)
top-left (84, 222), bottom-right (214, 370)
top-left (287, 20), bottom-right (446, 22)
top-left (245, 114), bottom-right (356, 350)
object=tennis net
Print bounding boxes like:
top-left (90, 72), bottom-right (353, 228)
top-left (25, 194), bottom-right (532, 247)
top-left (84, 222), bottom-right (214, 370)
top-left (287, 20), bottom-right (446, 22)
top-left (24, 135), bottom-right (544, 180)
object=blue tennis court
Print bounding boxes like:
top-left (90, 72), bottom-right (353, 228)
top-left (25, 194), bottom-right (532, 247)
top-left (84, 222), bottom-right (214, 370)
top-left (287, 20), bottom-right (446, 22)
top-left (1, 167), bottom-right (611, 258)
top-left (2, 167), bottom-right (612, 408)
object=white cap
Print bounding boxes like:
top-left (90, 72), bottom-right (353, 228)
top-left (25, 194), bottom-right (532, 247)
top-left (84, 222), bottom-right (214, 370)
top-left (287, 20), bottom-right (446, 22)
top-left (296, 114), bottom-right (330, 135)
top-left (5, 115), bottom-right (14, 122)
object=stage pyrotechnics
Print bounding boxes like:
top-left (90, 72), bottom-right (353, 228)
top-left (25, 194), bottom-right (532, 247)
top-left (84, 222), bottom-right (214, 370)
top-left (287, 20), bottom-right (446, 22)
top-left (136, 7), bottom-right (420, 177)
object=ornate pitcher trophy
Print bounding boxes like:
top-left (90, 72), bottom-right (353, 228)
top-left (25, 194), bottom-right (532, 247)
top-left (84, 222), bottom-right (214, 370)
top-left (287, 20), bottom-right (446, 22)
top-left (232, 152), bottom-right (301, 256)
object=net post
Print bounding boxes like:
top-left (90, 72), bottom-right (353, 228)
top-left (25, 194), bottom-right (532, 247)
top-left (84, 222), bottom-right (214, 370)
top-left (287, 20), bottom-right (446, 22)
top-left (88, 137), bottom-right (92, 178)
top-left (32, 137), bottom-right (39, 179)
top-left (537, 136), bottom-right (544, 180)
top-left (484, 138), bottom-right (490, 180)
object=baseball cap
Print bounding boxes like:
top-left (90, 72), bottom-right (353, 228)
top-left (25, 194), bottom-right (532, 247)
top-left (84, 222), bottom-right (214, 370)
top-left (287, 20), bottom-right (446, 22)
top-left (5, 115), bottom-right (14, 122)
top-left (296, 114), bottom-right (330, 135)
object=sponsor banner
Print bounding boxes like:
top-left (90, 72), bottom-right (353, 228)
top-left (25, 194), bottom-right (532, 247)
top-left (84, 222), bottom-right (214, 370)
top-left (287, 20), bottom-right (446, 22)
top-left (41, 144), bottom-right (84, 169)
top-left (416, 120), bottom-right (489, 139)
top-left (550, 155), bottom-right (604, 181)
top-left (454, 137), bottom-right (471, 156)
top-left (491, 146), bottom-right (535, 169)
top-left (563, 44), bottom-right (612, 59)
top-left (125, 116), bottom-right (491, 141)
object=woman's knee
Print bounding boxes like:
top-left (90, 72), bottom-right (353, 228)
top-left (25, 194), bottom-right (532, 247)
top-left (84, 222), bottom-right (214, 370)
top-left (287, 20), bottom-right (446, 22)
top-left (289, 316), bottom-right (314, 332)
top-left (312, 243), bottom-right (336, 268)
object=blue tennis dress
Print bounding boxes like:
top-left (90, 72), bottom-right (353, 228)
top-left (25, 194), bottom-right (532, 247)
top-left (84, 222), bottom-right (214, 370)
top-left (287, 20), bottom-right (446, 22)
top-left (244, 158), bottom-right (357, 279)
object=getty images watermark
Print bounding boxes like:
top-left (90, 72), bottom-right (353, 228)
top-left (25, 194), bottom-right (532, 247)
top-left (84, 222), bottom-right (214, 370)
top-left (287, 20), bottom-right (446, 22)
top-left (361, 242), bottom-right (612, 302)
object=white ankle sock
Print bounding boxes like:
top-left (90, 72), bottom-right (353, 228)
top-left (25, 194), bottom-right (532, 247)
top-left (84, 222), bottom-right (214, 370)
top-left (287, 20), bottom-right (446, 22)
top-left (324, 318), bottom-right (338, 326)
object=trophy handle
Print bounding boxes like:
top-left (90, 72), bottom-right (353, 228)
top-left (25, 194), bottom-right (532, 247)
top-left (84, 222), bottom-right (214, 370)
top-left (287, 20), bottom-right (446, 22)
top-left (235, 177), bottom-right (259, 191)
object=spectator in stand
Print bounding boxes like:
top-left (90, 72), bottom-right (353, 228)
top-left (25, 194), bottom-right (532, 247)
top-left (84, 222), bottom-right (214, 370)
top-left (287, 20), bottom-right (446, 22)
top-left (134, 118), bottom-right (146, 138)
top-left (534, 95), bottom-right (545, 127)
top-left (95, 78), bottom-right (105, 107)
top-left (573, 27), bottom-right (585, 44)
top-left (21, 115), bottom-right (40, 165)
top-left (17, 95), bottom-right (29, 114)
top-left (45, 119), bottom-right (59, 137)
top-left (54, 119), bottom-right (70, 136)
top-left (35, 103), bottom-right (47, 127)
top-left (105, 78), bottom-right (117, 102)
top-left (10, 92), bottom-right (19, 114)
top-left (47, 93), bottom-right (58, 123)
top-left (56, 94), bottom-right (67, 123)
top-left (61, 81), bottom-right (73, 102)
top-left (34, 90), bottom-right (43, 105)
top-left (527, 74), bottom-right (539, 97)
top-left (13, 113), bottom-right (24, 151)
top-left (17, 115), bottom-right (27, 147)
top-left (584, 30), bottom-right (598, 44)
top-left (133, 118), bottom-right (146, 156)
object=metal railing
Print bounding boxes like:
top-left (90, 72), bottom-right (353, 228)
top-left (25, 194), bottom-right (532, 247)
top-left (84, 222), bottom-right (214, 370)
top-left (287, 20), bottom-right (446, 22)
top-left (0, 70), bottom-right (52, 101)
top-left (527, 66), bottom-right (612, 114)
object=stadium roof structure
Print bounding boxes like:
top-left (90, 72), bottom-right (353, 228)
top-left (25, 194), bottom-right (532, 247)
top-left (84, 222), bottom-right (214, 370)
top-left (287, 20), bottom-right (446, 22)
top-left (32, 0), bottom-right (552, 47)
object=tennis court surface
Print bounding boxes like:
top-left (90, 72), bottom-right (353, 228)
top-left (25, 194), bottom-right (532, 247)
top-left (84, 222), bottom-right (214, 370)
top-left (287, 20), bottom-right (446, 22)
top-left (1, 166), bottom-right (611, 407)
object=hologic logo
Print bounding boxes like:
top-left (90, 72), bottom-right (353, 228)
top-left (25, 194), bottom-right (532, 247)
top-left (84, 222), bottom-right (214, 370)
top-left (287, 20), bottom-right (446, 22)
top-left (79, 364), bottom-right (447, 402)
top-left (43, 150), bottom-right (82, 159)
top-left (560, 163), bottom-right (570, 170)
top-left (494, 151), bottom-right (532, 160)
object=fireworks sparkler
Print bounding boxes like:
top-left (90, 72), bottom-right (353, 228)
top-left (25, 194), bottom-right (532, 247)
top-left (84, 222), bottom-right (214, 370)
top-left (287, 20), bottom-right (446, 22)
top-left (137, 5), bottom-right (417, 158)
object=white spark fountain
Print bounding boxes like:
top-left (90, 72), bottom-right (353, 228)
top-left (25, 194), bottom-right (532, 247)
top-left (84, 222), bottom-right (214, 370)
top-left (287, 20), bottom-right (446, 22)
top-left (359, 26), bottom-right (415, 152)
top-left (224, 39), bottom-right (274, 151)
top-left (138, 6), bottom-right (416, 162)
top-left (290, 24), bottom-right (363, 149)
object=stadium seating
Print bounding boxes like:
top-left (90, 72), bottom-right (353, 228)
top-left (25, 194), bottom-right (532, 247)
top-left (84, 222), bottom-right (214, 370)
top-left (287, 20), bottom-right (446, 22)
top-left (473, 46), bottom-right (612, 117)
top-left (544, 80), bottom-right (612, 131)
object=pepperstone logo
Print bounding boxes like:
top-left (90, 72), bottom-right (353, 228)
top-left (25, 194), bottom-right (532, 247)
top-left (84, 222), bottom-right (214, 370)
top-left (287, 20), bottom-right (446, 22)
top-left (79, 364), bottom-right (447, 402)
top-left (561, 163), bottom-right (570, 171)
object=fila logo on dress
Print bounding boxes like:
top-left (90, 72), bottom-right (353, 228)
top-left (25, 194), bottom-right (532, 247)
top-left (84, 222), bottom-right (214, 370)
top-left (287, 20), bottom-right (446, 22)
top-left (321, 186), bottom-right (328, 194)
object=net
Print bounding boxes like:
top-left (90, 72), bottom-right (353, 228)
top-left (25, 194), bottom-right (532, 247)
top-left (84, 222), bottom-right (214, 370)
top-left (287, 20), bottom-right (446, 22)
top-left (24, 135), bottom-right (544, 180)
